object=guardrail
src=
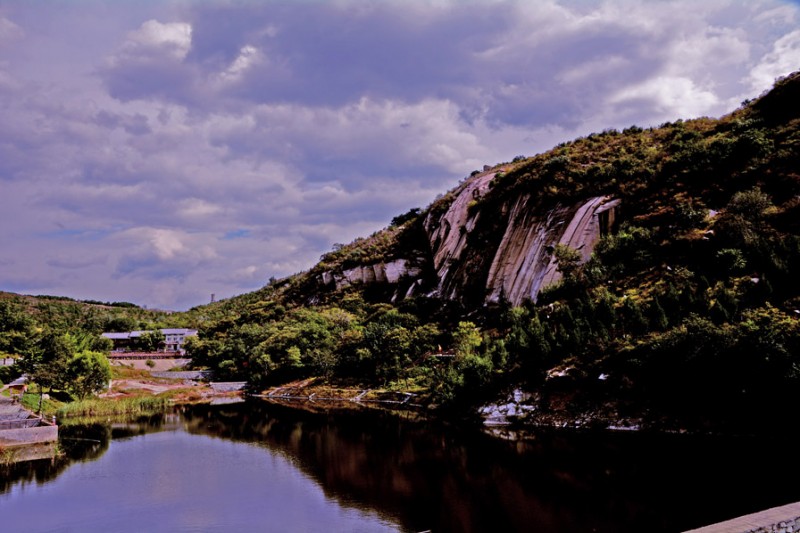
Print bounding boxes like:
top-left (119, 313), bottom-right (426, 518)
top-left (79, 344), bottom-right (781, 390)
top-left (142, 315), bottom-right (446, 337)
top-left (108, 351), bottom-right (184, 360)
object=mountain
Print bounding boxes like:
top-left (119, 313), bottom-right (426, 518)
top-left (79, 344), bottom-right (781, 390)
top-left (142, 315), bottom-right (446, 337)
top-left (184, 72), bottom-right (800, 432)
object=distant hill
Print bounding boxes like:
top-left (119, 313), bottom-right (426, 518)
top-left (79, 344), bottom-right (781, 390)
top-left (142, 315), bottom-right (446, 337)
top-left (0, 290), bottom-right (182, 338)
top-left (0, 290), bottom-right (139, 310)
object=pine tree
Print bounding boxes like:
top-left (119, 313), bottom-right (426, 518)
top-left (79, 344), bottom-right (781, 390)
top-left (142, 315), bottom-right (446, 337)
top-left (648, 296), bottom-right (669, 331)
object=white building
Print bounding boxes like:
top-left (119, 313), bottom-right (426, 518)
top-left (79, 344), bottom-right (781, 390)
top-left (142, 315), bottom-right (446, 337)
top-left (101, 328), bottom-right (198, 355)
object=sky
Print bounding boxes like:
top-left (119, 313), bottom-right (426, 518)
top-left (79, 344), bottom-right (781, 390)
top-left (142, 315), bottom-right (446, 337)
top-left (0, 0), bottom-right (799, 310)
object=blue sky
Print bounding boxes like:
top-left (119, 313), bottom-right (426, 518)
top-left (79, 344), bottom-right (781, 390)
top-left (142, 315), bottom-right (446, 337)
top-left (1, 0), bottom-right (799, 310)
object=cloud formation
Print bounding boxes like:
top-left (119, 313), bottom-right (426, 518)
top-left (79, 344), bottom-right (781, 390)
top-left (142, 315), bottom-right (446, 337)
top-left (0, 0), bottom-right (798, 309)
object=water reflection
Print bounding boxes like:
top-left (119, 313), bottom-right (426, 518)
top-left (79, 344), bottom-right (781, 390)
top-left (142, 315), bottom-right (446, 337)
top-left (1, 422), bottom-right (109, 493)
top-left (3, 400), bottom-right (800, 532)
top-left (0, 412), bottom-right (173, 494)
top-left (180, 401), bottom-right (800, 532)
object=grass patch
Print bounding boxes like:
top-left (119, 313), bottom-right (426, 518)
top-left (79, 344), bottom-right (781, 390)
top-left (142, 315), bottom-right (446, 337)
top-left (154, 387), bottom-right (206, 403)
top-left (0, 445), bottom-right (18, 465)
top-left (110, 365), bottom-right (152, 379)
top-left (56, 396), bottom-right (169, 419)
top-left (21, 390), bottom-right (64, 417)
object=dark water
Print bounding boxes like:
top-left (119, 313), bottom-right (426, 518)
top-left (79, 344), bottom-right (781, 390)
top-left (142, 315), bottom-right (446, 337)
top-left (2, 400), bottom-right (800, 533)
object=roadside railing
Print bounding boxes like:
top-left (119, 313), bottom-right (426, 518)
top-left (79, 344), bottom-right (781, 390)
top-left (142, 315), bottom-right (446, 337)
top-left (0, 417), bottom-right (44, 430)
top-left (108, 351), bottom-right (184, 360)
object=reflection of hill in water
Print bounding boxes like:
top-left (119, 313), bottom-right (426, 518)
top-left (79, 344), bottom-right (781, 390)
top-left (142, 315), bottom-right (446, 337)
top-left (4, 402), bottom-right (800, 532)
top-left (183, 400), bottom-right (640, 532)
top-left (181, 400), bottom-right (800, 533)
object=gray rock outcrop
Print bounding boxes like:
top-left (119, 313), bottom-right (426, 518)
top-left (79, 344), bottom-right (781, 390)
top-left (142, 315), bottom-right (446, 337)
top-left (317, 168), bottom-right (620, 307)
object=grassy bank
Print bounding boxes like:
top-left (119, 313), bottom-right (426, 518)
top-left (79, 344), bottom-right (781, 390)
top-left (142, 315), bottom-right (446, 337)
top-left (56, 396), bottom-right (169, 419)
top-left (21, 390), bottom-right (63, 417)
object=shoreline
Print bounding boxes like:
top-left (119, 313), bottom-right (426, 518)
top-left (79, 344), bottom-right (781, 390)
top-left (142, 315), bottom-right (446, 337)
top-left (59, 364), bottom-right (782, 439)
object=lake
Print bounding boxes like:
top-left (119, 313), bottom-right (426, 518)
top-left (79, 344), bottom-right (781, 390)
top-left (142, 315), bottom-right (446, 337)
top-left (2, 400), bottom-right (800, 532)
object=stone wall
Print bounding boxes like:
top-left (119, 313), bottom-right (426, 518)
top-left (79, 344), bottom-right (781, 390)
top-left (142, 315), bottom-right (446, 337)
top-left (686, 501), bottom-right (800, 533)
top-left (746, 518), bottom-right (800, 533)
top-left (0, 424), bottom-right (58, 445)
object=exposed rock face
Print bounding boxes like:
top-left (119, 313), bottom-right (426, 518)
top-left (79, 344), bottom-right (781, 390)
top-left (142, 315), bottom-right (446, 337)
top-left (479, 389), bottom-right (536, 426)
top-left (319, 259), bottom-right (422, 291)
top-left (424, 171), bottom-right (497, 300)
top-left (318, 169), bottom-right (619, 307)
top-left (485, 195), bottom-right (620, 305)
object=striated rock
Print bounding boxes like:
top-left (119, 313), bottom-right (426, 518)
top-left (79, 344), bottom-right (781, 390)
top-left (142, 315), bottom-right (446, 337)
top-left (318, 167), bottom-right (619, 308)
top-left (319, 259), bottom-right (422, 291)
top-left (485, 195), bottom-right (619, 306)
top-left (424, 170), bottom-right (498, 300)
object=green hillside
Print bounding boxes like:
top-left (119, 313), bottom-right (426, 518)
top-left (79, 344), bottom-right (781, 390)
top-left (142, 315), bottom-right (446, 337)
top-left (6, 71), bottom-right (800, 432)
top-left (177, 71), bottom-right (800, 432)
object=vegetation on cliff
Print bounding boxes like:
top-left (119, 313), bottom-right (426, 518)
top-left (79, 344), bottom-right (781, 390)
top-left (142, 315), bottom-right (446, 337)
top-left (177, 72), bottom-right (800, 432)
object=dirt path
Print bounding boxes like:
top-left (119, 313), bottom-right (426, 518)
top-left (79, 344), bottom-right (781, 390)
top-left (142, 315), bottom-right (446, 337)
top-left (110, 359), bottom-right (191, 372)
top-left (107, 379), bottom-right (194, 395)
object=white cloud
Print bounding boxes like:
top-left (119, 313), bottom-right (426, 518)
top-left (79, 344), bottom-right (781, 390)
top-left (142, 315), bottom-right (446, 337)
top-left (47, 255), bottom-right (107, 270)
top-left (749, 29), bottom-right (800, 93)
top-left (753, 4), bottom-right (798, 25)
top-left (178, 198), bottom-right (224, 218)
top-left (217, 45), bottom-right (261, 84)
top-left (0, 16), bottom-right (24, 43)
top-left (121, 19), bottom-right (192, 61)
top-left (117, 227), bottom-right (216, 265)
top-left (610, 76), bottom-right (720, 119)
top-left (238, 97), bottom-right (489, 174)
top-left (211, 264), bottom-right (261, 287)
top-left (1, 0), bottom-right (800, 309)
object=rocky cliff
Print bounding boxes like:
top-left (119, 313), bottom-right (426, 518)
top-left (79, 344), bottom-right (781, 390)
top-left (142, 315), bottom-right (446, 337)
top-left (318, 166), bottom-right (620, 307)
top-left (319, 259), bottom-right (423, 294)
top-left (185, 71), bottom-right (800, 433)
top-left (484, 195), bottom-right (619, 306)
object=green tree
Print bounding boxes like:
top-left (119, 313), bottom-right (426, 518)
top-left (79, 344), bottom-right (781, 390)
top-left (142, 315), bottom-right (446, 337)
top-left (453, 321), bottom-right (482, 358)
top-left (137, 330), bottom-right (165, 352)
top-left (286, 346), bottom-right (303, 369)
top-left (620, 298), bottom-right (648, 335)
top-left (67, 350), bottom-right (111, 399)
top-left (553, 244), bottom-right (582, 281)
top-left (0, 299), bottom-right (36, 361)
top-left (19, 332), bottom-right (73, 413)
top-left (647, 296), bottom-right (669, 331)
